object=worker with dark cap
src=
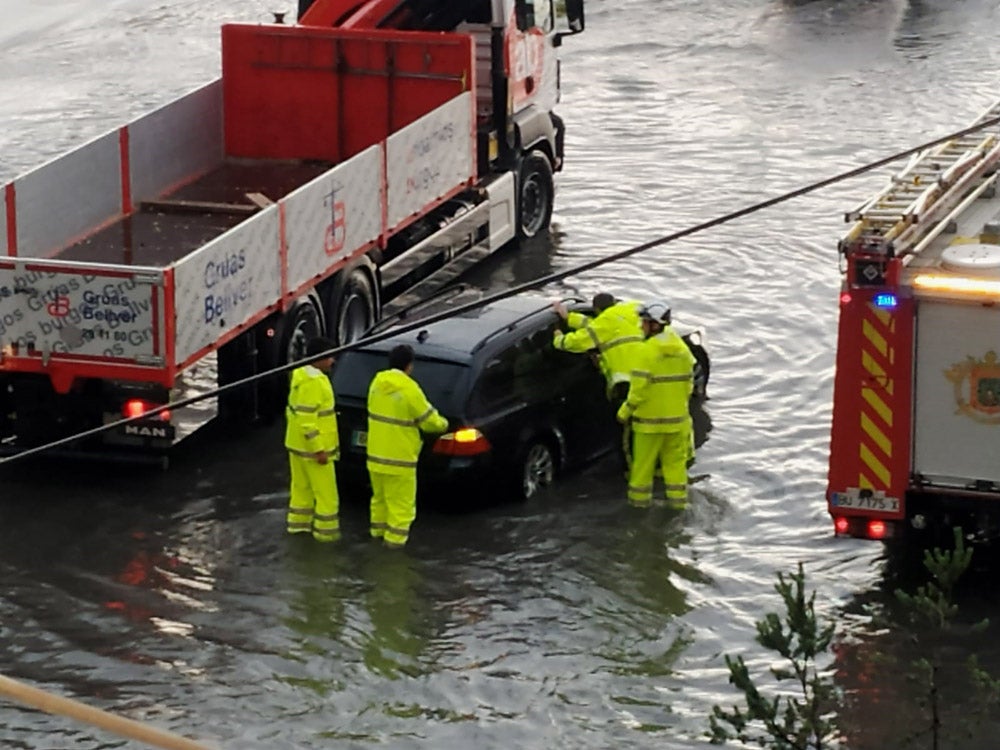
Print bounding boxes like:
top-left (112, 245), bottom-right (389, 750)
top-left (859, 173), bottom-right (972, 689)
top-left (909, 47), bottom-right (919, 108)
top-left (366, 344), bottom-right (449, 548)
top-left (552, 292), bottom-right (645, 465)
top-left (616, 301), bottom-right (696, 509)
top-left (285, 336), bottom-right (341, 542)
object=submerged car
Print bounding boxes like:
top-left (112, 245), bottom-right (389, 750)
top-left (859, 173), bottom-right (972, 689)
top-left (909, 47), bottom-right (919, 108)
top-left (331, 290), bottom-right (711, 501)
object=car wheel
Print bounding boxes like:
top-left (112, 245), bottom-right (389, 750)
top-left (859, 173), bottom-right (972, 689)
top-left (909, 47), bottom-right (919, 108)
top-left (516, 150), bottom-right (554, 240)
top-left (517, 439), bottom-right (556, 500)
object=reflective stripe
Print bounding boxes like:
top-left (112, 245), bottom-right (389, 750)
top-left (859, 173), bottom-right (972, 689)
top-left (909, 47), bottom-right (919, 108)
top-left (584, 322), bottom-right (601, 349)
top-left (287, 404), bottom-right (319, 413)
top-left (414, 407), bottom-right (436, 426)
top-left (631, 416), bottom-right (686, 425)
top-left (314, 513), bottom-right (339, 523)
top-left (629, 483), bottom-right (654, 494)
top-left (664, 483), bottom-right (687, 492)
top-left (288, 505), bottom-right (314, 516)
top-left (369, 412), bottom-right (419, 427)
top-left (302, 430), bottom-right (320, 440)
top-left (317, 408), bottom-right (336, 416)
top-left (287, 447), bottom-right (340, 459)
top-left (367, 454), bottom-right (419, 469)
top-left (631, 370), bottom-right (652, 380)
top-left (287, 522), bottom-right (312, 533)
top-left (602, 335), bottom-right (644, 351)
top-left (648, 374), bottom-right (690, 384)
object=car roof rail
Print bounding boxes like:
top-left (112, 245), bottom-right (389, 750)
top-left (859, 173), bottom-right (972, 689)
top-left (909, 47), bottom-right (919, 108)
top-left (366, 283), bottom-right (476, 335)
top-left (468, 296), bottom-right (583, 354)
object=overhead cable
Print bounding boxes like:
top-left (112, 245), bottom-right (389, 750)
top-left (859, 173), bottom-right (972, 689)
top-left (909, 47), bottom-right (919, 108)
top-left (2, 113), bottom-right (998, 466)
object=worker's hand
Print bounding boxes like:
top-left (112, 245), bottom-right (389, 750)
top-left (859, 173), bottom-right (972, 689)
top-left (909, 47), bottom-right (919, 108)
top-left (551, 301), bottom-right (568, 320)
top-left (315, 451), bottom-right (329, 465)
top-left (616, 404), bottom-right (630, 424)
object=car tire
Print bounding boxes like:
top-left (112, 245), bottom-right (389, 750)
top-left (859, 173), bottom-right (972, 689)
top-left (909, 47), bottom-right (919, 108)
top-left (323, 264), bottom-right (378, 346)
top-left (515, 439), bottom-right (556, 500)
top-left (517, 150), bottom-right (554, 240)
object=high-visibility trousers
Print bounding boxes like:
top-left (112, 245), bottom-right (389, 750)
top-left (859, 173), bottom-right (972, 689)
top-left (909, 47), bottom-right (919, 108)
top-left (287, 453), bottom-right (340, 542)
top-left (369, 470), bottom-right (418, 548)
top-left (627, 431), bottom-right (688, 509)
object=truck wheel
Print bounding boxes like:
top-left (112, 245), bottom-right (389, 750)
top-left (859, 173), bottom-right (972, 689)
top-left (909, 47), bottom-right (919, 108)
top-left (256, 295), bottom-right (323, 422)
top-left (324, 265), bottom-right (378, 346)
top-left (517, 150), bottom-right (554, 240)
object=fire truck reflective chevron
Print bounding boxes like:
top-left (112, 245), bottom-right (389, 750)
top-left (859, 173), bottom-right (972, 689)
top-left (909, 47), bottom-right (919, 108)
top-left (829, 97), bottom-right (1000, 541)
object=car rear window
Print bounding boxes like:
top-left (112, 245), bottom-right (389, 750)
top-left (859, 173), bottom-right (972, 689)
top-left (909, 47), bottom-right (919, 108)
top-left (332, 351), bottom-right (470, 415)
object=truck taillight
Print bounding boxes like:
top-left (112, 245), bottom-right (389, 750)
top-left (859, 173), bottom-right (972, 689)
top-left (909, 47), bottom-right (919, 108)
top-left (123, 399), bottom-right (171, 421)
top-left (433, 428), bottom-right (491, 456)
top-left (833, 516), bottom-right (850, 535)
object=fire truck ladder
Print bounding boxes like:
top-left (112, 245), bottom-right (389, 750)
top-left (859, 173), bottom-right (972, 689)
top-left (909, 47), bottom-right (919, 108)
top-left (843, 98), bottom-right (1000, 258)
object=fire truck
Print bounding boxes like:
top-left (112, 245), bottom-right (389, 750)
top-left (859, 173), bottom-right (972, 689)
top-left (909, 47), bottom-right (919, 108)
top-left (0, 0), bottom-right (586, 463)
top-left (827, 99), bottom-right (1000, 541)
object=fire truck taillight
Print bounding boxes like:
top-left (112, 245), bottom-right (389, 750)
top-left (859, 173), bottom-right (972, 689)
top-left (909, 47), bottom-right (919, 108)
top-left (833, 516), bottom-right (850, 535)
top-left (123, 399), bottom-right (171, 421)
top-left (867, 520), bottom-right (888, 540)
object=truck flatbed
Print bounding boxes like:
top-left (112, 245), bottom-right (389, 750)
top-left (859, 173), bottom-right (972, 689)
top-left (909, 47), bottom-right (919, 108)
top-left (54, 160), bottom-right (332, 266)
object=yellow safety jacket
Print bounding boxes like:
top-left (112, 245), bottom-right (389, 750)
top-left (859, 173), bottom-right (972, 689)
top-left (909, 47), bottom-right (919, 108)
top-left (285, 365), bottom-right (339, 456)
top-left (366, 368), bottom-right (448, 475)
top-left (553, 301), bottom-right (645, 388)
top-left (617, 327), bottom-right (695, 434)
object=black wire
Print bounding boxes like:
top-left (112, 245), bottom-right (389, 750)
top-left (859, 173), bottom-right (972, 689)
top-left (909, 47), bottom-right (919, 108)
top-left (3, 114), bottom-right (999, 466)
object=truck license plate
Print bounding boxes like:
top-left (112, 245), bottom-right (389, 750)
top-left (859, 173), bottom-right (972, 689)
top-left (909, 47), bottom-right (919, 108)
top-left (351, 430), bottom-right (367, 448)
top-left (832, 489), bottom-right (899, 513)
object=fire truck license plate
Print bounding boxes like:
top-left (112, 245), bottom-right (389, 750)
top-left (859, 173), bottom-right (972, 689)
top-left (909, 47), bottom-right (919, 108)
top-left (832, 490), bottom-right (899, 513)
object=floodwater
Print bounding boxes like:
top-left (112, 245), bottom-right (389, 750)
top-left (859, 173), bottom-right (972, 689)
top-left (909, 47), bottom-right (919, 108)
top-left (3, 0), bottom-right (1000, 748)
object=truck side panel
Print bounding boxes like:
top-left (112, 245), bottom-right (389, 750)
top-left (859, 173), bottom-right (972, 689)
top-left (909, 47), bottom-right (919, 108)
top-left (127, 82), bottom-right (224, 207)
top-left (2, 83), bottom-right (224, 261)
top-left (913, 300), bottom-right (1000, 485)
top-left (283, 145), bottom-right (383, 295)
top-left (172, 208), bottom-right (282, 367)
top-left (6, 132), bottom-right (121, 259)
top-left (221, 24), bottom-right (475, 166)
top-left (386, 93), bottom-right (475, 231)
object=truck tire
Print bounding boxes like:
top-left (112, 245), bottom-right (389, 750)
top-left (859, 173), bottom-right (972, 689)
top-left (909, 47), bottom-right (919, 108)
top-left (323, 264), bottom-right (378, 346)
top-left (256, 295), bottom-right (324, 423)
top-left (517, 150), bottom-right (554, 240)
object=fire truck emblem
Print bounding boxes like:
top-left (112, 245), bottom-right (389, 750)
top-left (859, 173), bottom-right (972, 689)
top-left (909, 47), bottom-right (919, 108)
top-left (945, 350), bottom-right (1000, 424)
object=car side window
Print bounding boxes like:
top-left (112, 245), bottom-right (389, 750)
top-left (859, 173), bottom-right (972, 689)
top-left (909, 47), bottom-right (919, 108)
top-left (471, 347), bottom-right (518, 415)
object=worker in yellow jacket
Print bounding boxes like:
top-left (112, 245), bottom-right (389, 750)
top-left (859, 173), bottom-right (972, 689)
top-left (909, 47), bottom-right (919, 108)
top-left (285, 336), bottom-right (341, 542)
top-left (366, 344), bottom-right (449, 548)
top-left (553, 292), bottom-right (645, 466)
top-left (616, 301), bottom-right (695, 509)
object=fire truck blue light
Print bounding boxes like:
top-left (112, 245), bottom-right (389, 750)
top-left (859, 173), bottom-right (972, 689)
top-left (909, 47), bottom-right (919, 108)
top-left (873, 293), bottom-right (897, 309)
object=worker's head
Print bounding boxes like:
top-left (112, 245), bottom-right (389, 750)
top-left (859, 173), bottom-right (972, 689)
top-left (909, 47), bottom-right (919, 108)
top-left (639, 301), bottom-right (671, 335)
top-left (306, 336), bottom-right (336, 370)
top-left (592, 292), bottom-right (616, 313)
top-left (389, 344), bottom-right (415, 373)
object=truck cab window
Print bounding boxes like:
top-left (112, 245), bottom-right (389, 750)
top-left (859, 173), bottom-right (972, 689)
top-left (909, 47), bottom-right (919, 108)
top-left (516, 0), bottom-right (554, 33)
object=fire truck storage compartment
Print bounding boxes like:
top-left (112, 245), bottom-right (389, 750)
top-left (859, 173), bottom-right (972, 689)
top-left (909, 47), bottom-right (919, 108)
top-left (913, 299), bottom-right (1000, 486)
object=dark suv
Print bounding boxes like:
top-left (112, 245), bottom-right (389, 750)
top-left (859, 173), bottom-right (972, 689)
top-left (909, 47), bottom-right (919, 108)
top-left (331, 291), bottom-right (711, 501)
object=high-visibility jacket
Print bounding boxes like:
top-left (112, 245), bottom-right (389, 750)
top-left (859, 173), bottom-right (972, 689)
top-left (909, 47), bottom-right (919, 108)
top-left (285, 365), bottom-right (339, 456)
top-left (553, 301), bottom-right (645, 388)
top-left (366, 368), bottom-right (448, 475)
top-left (617, 327), bottom-right (695, 434)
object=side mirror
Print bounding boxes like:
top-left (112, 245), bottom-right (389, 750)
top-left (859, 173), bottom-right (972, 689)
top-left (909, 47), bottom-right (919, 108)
top-left (514, 0), bottom-right (536, 31)
top-left (565, 0), bottom-right (585, 33)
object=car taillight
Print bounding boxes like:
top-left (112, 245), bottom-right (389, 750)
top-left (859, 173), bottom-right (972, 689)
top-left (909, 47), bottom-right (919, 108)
top-left (432, 427), bottom-right (491, 456)
top-left (123, 399), bottom-right (171, 421)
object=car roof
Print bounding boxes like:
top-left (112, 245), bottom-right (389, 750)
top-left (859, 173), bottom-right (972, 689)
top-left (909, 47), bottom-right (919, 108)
top-left (356, 291), bottom-right (566, 364)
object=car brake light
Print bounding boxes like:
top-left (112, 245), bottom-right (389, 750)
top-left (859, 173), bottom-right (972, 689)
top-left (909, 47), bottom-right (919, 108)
top-left (833, 516), bottom-right (850, 535)
top-left (123, 399), bottom-right (171, 421)
top-left (433, 427), bottom-right (491, 456)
